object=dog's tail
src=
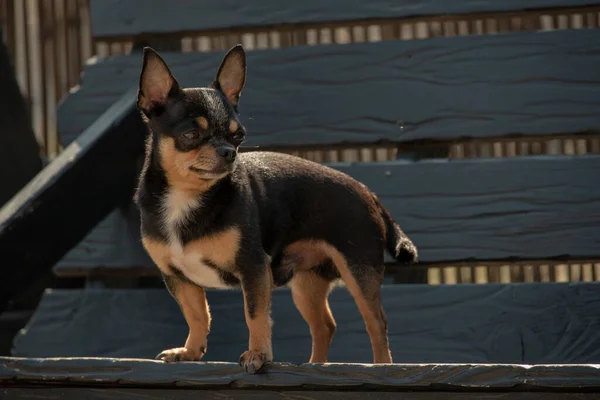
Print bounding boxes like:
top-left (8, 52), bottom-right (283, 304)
top-left (373, 194), bottom-right (418, 264)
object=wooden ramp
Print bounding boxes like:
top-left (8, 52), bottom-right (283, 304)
top-left (2, 358), bottom-right (600, 399)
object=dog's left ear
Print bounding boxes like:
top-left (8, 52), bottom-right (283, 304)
top-left (213, 44), bottom-right (246, 108)
top-left (137, 47), bottom-right (181, 116)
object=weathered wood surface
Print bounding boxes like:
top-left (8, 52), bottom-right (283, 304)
top-left (12, 283), bottom-right (600, 363)
top-left (5, 389), bottom-right (600, 400)
top-left (334, 155), bottom-right (600, 263)
top-left (58, 29), bottom-right (600, 146)
top-left (54, 204), bottom-right (155, 276)
top-left (2, 357), bottom-right (600, 392)
top-left (2, 356), bottom-right (600, 391)
top-left (0, 89), bottom-right (145, 314)
top-left (0, 28), bottom-right (42, 208)
top-left (89, 0), bottom-right (600, 38)
top-left (54, 154), bottom-right (600, 276)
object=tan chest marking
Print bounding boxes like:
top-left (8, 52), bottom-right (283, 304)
top-left (142, 227), bottom-right (241, 289)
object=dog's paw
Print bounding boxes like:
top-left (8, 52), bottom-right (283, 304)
top-left (155, 347), bottom-right (205, 362)
top-left (238, 350), bottom-right (269, 374)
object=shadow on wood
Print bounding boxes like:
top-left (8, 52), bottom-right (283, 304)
top-left (12, 283), bottom-right (600, 363)
top-left (0, 27), bottom-right (42, 209)
top-left (0, 88), bottom-right (145, 313)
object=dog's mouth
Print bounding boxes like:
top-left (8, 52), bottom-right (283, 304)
top-left (189, 165), bottom-right (234, 180)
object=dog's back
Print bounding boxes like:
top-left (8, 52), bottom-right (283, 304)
top-left (234, 151), bottom-right (417, 285)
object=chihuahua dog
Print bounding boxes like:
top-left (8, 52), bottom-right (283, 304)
top-left (134, 44), bottom-right (418, 374)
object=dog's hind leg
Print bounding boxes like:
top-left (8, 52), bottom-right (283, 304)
top-left (326, 246), bottom-right (392, 364)
top-left (289, 270), bottom-right (336, 363)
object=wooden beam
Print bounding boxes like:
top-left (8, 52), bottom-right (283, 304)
top-left (0, 88), bottom-right (146, 313)
top-left (89, 0), bottom-right (600, 39)
top-left (2, 357), bottom-right (600, 390)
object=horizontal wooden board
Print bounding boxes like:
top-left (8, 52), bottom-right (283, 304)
top-left (0, 89), bottom-right (145, 313)
top-left (335, 155), bottom-right (600, 263)
top-left (11, 283), bottom-right (600, 364)
top-left (5, 388), bottom-right (599, 400)
top-left (55, 204), bottom-right (155, 275)
top-left (58, 29), bottom-right (600, 147)
top-left (54, 154), bottom-right (600, 275)
top-left (89, 0), bottom-right (600, 38)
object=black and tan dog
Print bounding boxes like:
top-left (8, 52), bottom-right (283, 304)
top-left (134, 44), bottom-right (418, 374)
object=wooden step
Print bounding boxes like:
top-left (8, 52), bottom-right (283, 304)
top-left (2, 357), bottom-right (600, 398)
top-left (12, 282), bottom-right (600, 364)
top-left (55, 155), bottom-right (600, 276)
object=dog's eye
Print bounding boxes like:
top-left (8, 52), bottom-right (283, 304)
top-left (182, 131), bottom-right (199, 140)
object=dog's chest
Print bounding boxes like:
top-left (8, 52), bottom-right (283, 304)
top-left (159, 189), bottom-right (230, 289)
top-left (167, 241), bottom-right (227, 289)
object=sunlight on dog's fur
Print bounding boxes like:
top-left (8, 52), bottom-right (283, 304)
top-left (133, 44), bottom-right (418, 374)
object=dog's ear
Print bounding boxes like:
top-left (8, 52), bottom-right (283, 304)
top-left (213, 44), bottom-right (246, 108)
top-left (137, 47), bottom-right (180, 115)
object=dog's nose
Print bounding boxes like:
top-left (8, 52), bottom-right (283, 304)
top-left (216, 146), bottom-right (236, 162)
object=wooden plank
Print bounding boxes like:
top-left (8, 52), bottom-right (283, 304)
top-left (89, 0), bottom-right (600, 38)
top-left (57, 29), bottom-right (600, 147)
top-left (333, 155), bottom-right (600, 263)
top-left (54, 204), bottom-right (154, 276)
top-left (0, 25), bottom-right (42, 208)
top-left (2, 353), bottom-right (600, 389)
top-left (54, 154), bottom-right (600, 275)
top-left (3, 389), bottom-right (600, 399)
top-left (0, 88), bottom-right (146, 314)
top-left (11, 283), bottom-right (600, 363)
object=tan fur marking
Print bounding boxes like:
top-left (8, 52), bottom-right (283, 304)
top-left (285, 239), bottom-right (392, 364)
top-left (143, 228), bottom-right (241, 289)
top-left (289, 271), bottom-right (336, 363)
top-left (159, 137), bottom-right (219, 193)
top-left (228, 119), bottom-right (239, 133)
top-left (324, 243), bottom-right (392, 364)
top-left (184, 227), bottom-right (241, 271)
top-left (283, 240), bottom-right (328, 271)
top-left (141, 236), bottom-right (172, 275)
top-left (195, 116), bottom-right (209, 130)
top-left (180, 283), bottom-right (211, 354)
top-left (157, 280), bottom-right (211, 361)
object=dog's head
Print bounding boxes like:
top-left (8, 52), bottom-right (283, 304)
top-left (137, 45), bottom-right (246, 189)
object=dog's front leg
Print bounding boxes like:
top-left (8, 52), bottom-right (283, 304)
top-left (156, 274), bottom-right (211, 362)
top-left (239, 266), bottom-right (273, 373)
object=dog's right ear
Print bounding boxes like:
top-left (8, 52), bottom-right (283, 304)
top-left (212, 44), bottom-right (246, 108)
top-left (137, 47), bottom-right (180, 116)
